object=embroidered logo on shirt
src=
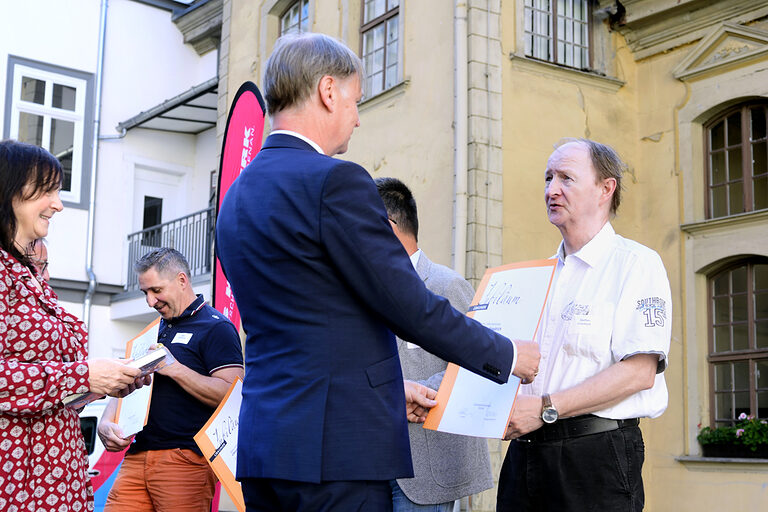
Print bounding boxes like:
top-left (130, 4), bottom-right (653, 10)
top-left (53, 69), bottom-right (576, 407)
top-left (636, 297), bottom-right (666, 327)
top-left (171, 332), bottom-right (193, 344)
top-left (561, 301), bottom-right (590, 321)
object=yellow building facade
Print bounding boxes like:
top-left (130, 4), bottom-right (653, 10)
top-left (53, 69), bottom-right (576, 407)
top-left (221, 0), bottom-right (768, 509)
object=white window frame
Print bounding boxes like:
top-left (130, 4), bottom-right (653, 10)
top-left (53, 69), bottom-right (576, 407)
top-left (523, 0), bottom-right (591, 70)
top-left (280, 0), bottom-right (310, 35)
top-left (360, 0), bottom-right (402, 99)
top-left (8, 63), bottom-right (87, 204)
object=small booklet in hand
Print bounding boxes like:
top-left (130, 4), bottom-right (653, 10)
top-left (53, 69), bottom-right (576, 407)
top-left (62, 346), bottom-right (169, 409)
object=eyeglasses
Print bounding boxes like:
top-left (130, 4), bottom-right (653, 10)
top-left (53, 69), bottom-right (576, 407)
top-left (31, 258), bottom-right (49, 274)
top-left (388, 217), bottom-right (397, 225)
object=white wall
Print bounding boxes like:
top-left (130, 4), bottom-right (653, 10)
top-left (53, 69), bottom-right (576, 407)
top-left (1, 0), bottom-right (217, 285)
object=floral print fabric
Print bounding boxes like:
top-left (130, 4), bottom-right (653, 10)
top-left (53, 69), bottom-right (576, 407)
top-left (0, 249), bottom-right (92, 511)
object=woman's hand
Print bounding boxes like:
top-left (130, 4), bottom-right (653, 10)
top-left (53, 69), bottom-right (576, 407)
top-left (87, 359), bottom-right (142, 397)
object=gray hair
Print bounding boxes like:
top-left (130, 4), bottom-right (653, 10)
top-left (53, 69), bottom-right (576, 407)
top-left (263, 32), bottom-right (363, 115)
top-left (133, 247), bottom-right (191, 280)
top-left (556, 138), bottom-right (626, 214)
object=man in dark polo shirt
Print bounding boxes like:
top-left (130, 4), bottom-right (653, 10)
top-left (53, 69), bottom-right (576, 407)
top-left (98, 248), bottom-right (244, 512)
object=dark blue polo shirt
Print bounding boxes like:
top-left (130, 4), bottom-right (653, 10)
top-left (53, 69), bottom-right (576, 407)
top-left (129, 294), bottom-right (243, 455)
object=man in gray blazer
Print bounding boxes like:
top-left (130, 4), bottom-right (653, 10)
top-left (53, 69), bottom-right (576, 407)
top-left (376, 177), bottom-right (493, 511)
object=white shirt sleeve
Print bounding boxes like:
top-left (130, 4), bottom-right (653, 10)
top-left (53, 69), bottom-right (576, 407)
top-left (611, 249), bottom-right (672, 373)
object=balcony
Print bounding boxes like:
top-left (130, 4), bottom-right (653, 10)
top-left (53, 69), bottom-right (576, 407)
top-left (125, 206), bottom-right (215, 292)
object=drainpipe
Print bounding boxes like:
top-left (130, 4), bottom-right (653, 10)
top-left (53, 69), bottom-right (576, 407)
top-left (83, 0), bottom-right (109, 334)
top-left (453, 0), bottom-right (469, 278)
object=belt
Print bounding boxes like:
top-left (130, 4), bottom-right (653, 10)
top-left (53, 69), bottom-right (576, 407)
top-left (518, 415), bottom-right (639, 443)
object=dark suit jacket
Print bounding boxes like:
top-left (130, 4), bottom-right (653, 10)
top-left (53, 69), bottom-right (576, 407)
top-left (215, 133), bottom-right (515, 484)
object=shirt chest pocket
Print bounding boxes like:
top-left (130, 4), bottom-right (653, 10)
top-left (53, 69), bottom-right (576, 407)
top-left (563, 302), bottom-right (614, 362)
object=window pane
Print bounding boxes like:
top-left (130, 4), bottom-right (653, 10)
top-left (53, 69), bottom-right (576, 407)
top-left (728, 148), bottom-right (742, 180)
top-left (734, 294), bottom-right (748, 323)
top-left (753, 141), bottom-right (767, 176)
top-left (714, 324), bottom-right (730, 352)
top-left (753, 107), bottom-right (767, 141)
top-left (711, 186), bottom-right (727, 217)
top-left (727, 113), bottom-right (741, 146)
top-left (711, 121), bottom-right (725, 150)
top-left (18, 112), bottom-right (44, 145)
top-left (735, 361), bottom-right (749, 389)
top-left (50, 118), bottom-right (74, 192)
top-left (757, 360), bottom-right (768, 389)
top-left (714, 363), bottom-right (731, 391)
top-left (715, 392), bottom-right (732, 420)
top-left (714, 296), bottom-right (730, 324)
top-left (757, 390), bottom-right (768, 419)
top-left (757, 321), bottom-right (768, 349)
top-left (733, 266), bottom-right (747, 293)
top-left (756, 264), bottom-right (768, 290)
top-left (754, 176), bottom-right (767, 210)
top-left (756, 292), bottom-right (768, 320)
top-left (733, 322), bottom-right (749, 351)
top-left (20, 76), bottom-right (45, 104)
top-left (714, 272), bottom-right (730, 295)
top-left (735, 391), bottom-right (750, 418)
top-left (364, 0), bottom-right (386, 23)
top-left (729, 181), bottom-right (744, 214)
top-left (52, 84), bottom-right (76, 111)
top-left (711, 151), bottom-right (725, 185)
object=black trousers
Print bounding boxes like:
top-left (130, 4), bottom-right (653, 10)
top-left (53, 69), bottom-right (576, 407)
top-left (241, 477), bottom-right (392, 512)
top-left (497, 425), bottom-right (645, 512)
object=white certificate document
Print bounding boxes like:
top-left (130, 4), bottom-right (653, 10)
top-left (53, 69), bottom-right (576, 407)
top-left (424, 259), bottom-right (556, 439)
top-left (194, 377), bottom-right (244, 512)
top-left (116, 319), bottom-right (160, 437)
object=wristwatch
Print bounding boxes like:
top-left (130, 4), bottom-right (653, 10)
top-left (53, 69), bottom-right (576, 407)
top-left (541, 393), bottom-right (559, 424)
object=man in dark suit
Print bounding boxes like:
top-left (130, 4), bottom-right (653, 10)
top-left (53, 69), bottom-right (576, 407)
top-left (216, 33), bottom-right (540, 512)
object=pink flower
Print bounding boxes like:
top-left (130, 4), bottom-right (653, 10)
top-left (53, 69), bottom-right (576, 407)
top-left (738, 413), bottom-right (748, 420)
top-left (736, 428), bottom-right (745, 437)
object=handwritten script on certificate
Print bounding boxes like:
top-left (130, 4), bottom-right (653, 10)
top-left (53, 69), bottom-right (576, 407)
top-left (424, 259), bottom-right (556, 439)
top-left (194, 377), bottom-right (244, 512)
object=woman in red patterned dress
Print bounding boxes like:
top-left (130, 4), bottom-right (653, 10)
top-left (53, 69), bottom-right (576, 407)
top-left (0, 140), bottom-right (145, 512)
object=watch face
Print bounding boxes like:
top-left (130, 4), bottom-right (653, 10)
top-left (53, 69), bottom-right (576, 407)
top-left (542, 408), bottom-right (558, 424)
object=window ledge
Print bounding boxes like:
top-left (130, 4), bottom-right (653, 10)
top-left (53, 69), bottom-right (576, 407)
top-left (508, 53), bottom-right (624, 93)
top-left (359, 80), bottom-right (409, 113)
top-left (677, 455), bottom-right (768, 472)
top-left (680, 209), bottom-right (768, 235)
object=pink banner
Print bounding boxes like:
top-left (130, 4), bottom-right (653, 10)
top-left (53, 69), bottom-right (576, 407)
top-left (213, 82), bottom-right (265, 328)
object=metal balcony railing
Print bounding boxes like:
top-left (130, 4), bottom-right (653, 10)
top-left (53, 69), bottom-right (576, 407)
top-left (125, 206), bottom-right (215, 292)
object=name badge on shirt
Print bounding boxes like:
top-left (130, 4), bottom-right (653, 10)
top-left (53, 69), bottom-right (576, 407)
top-left (172, 332), bottom-right (193, 345)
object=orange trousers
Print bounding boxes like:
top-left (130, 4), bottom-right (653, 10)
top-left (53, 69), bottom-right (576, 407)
top-left (105, 449), bottom-right (217, 512)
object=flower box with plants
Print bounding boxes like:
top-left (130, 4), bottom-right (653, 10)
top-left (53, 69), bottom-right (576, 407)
top-left (697, 413), bottom-right (768, 459)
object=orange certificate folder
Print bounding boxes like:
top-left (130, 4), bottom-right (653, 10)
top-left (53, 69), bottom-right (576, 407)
top-left (114, 318), bottom-right (162, 437)
top-left (424, 259), bottom-right (557, 439)
top-left (195, 377), bottom-right (244, 512)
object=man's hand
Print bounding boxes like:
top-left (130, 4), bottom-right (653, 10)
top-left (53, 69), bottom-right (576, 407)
top-left (404, 380), bottom-right (437, 423)
top-left (503, 394), bottom-right (544, 440)
top-left (512, 340), bottom-right (541, 384)
top-left (116, 374), bottom-right (153, 398)
top-left (97, 417), bottom-right (132, 452)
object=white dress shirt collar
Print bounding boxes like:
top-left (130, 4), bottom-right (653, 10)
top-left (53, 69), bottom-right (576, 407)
top-left (271, 130), bottom-right (325, 155)
top-left (409, 249), bottom-right (422, 271)
top-left (556, 222), bottom-right (615, 268)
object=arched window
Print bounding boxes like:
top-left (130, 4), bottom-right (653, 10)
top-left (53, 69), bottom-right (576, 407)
top-left (705, 102), bottom-right (768, 219)
top-left (708, 258), bottom-right (768, 426)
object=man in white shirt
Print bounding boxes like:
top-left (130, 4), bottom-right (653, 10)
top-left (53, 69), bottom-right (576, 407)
top-left (497, 139), bottom-right (672, 512)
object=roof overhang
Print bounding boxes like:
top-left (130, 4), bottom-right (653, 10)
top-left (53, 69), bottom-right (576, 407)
top-left (116, 77), bottom-right (218, 134)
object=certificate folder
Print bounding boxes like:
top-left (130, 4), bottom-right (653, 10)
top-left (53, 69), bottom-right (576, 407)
top-left (424, 259), bottom-right (556, 439)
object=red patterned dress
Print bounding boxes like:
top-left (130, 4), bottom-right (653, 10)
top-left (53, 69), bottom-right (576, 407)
top-left (0, 249), bottom-right (93, 512)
